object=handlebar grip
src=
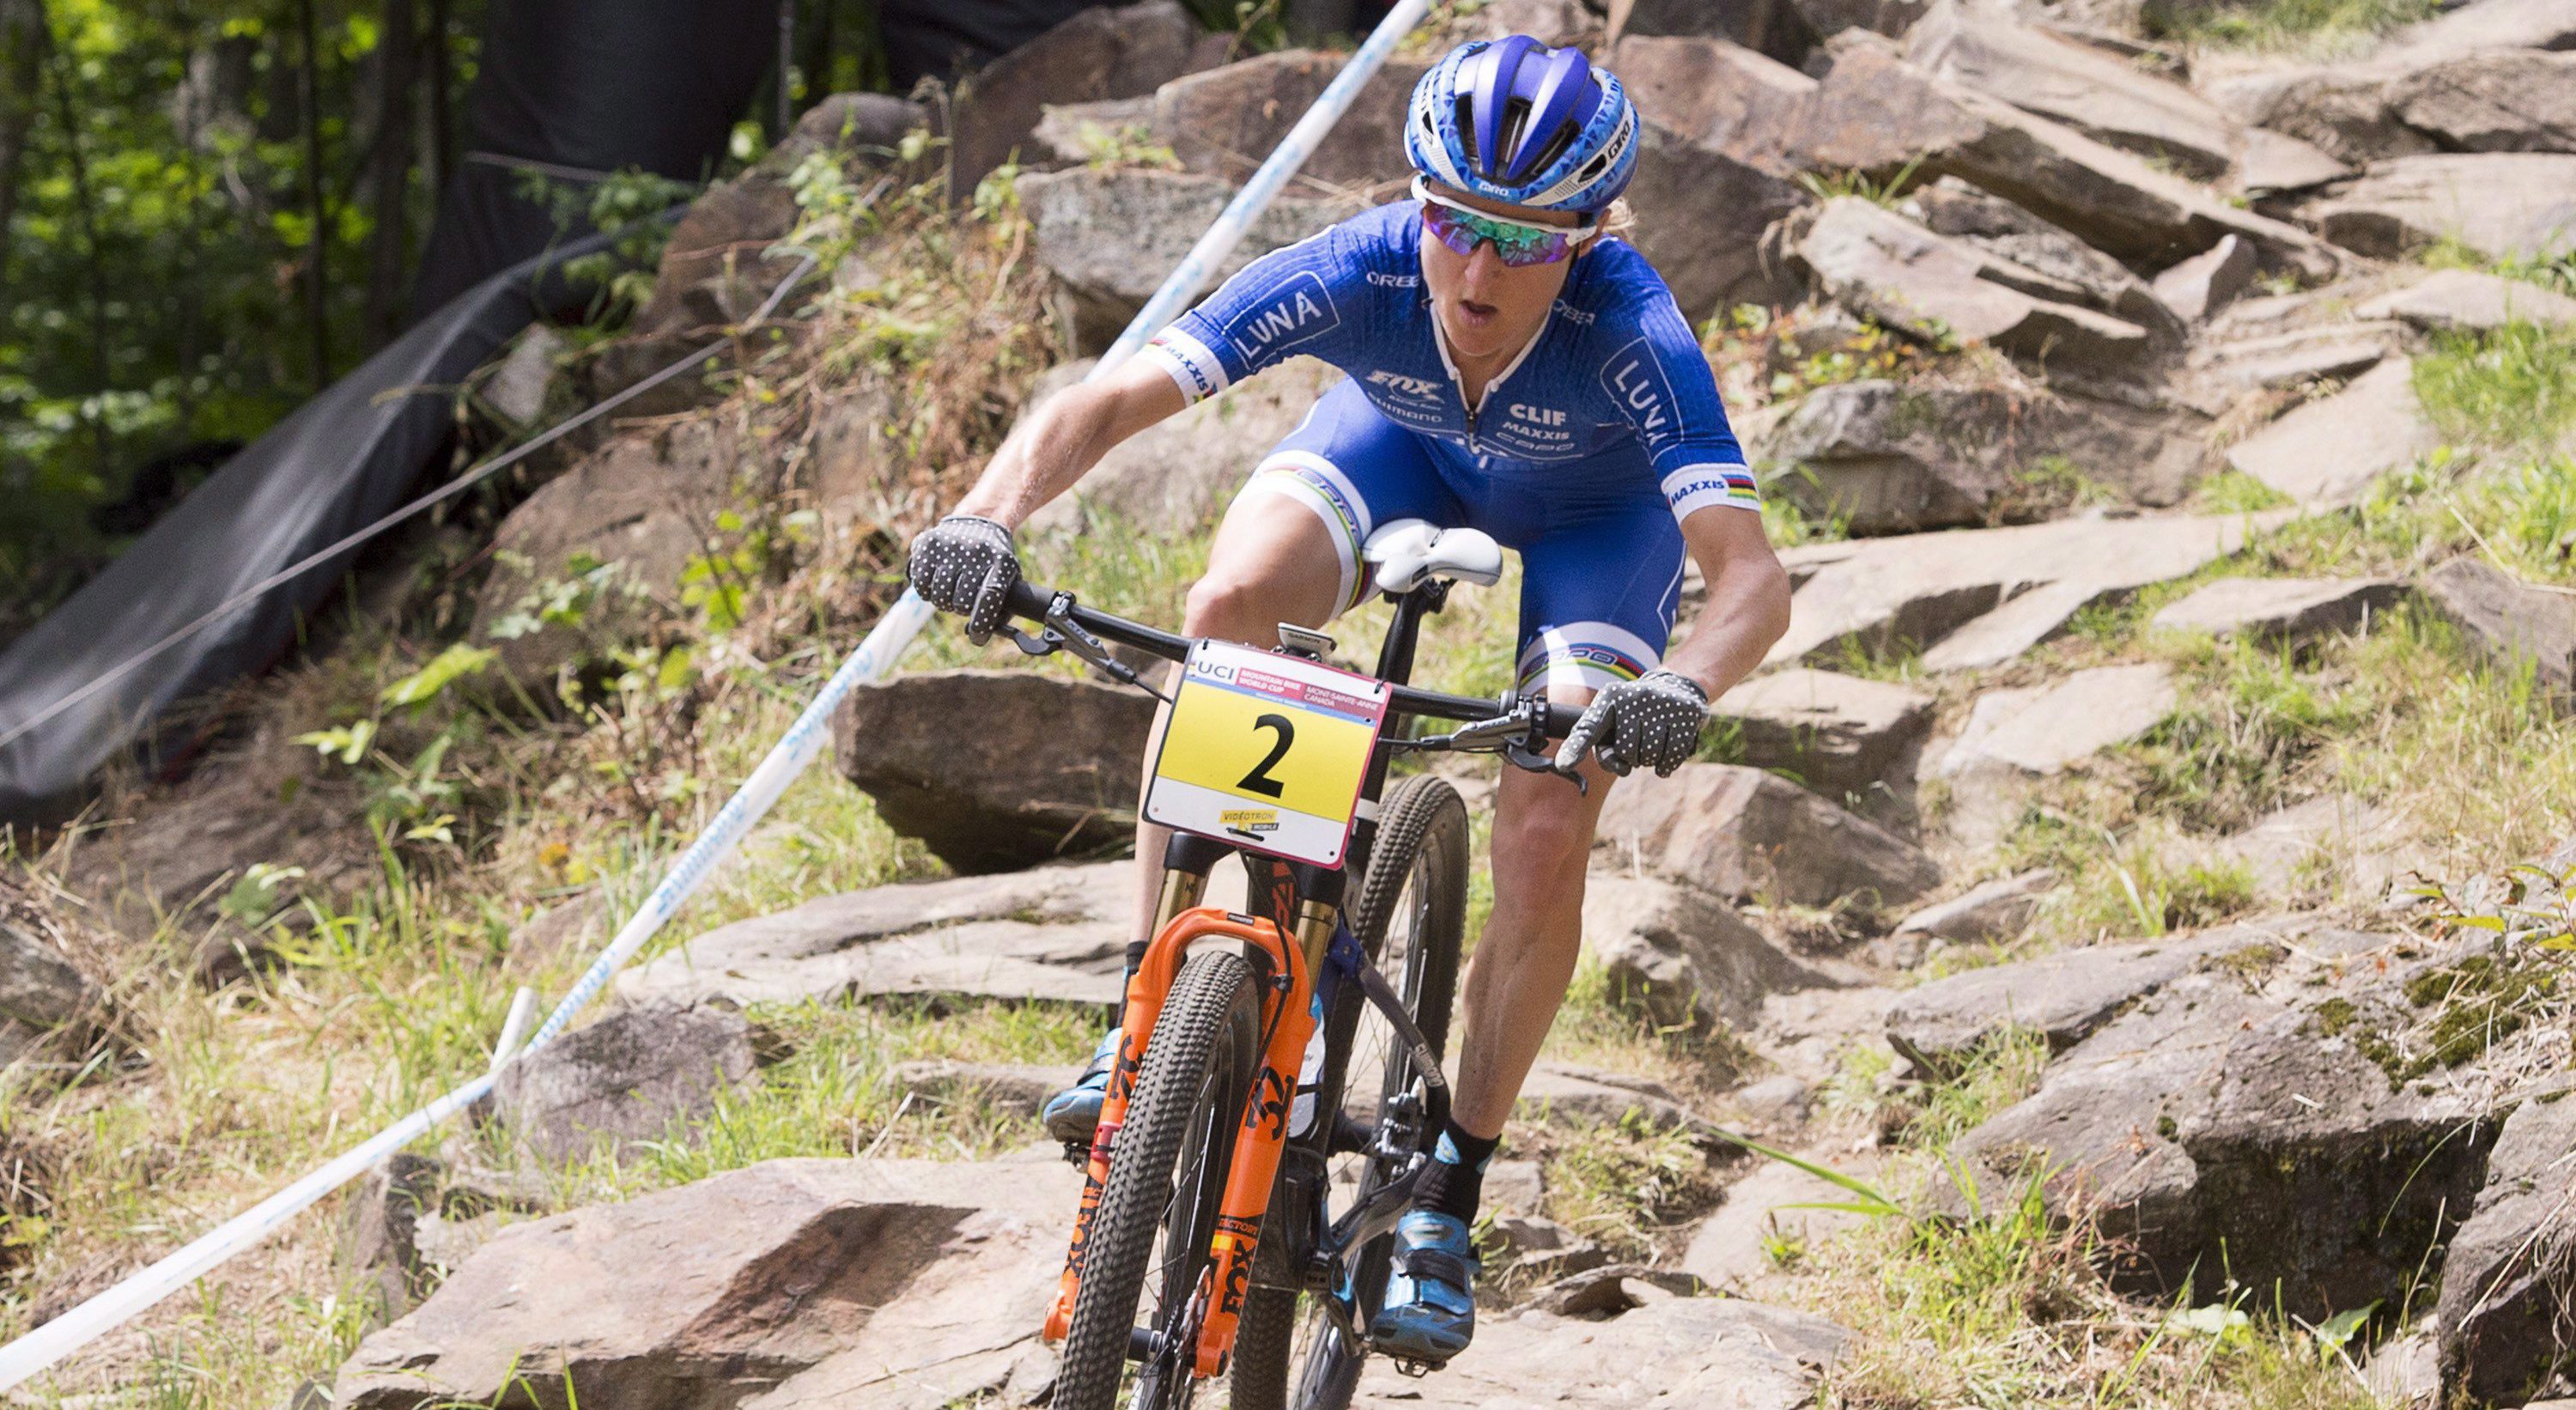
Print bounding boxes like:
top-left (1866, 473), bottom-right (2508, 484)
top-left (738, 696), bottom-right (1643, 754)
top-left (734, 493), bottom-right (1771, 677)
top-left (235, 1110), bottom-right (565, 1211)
top-left (1004, 577), bottom-right (1054, 622)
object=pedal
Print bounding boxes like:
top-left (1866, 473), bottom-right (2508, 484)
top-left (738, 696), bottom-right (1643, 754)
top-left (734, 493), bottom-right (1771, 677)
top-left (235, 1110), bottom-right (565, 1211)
top-left (1393, 1356), bottom-right (1443, 1378)
top-left (1060, 1140), bottom-right (1093, 1167)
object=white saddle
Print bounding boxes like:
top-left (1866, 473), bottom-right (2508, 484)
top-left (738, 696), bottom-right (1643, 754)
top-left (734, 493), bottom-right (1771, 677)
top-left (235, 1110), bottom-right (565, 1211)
top-left (1361, 520), bottom-right (1504, 597)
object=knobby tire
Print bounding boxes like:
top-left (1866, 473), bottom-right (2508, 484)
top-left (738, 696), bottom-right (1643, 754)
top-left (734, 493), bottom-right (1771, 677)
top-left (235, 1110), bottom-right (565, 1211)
top-left (1054, 951), bottom-right (1265, 1410)
top-left (1228, 775), bottom-right (1470, 1410)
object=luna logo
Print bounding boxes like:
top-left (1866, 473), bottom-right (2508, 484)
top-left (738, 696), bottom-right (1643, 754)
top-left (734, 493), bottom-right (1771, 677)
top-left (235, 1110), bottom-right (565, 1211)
top-left (1226, 270), bottom-right (1341, 363)
top-left (1601, 337), bottom-right (1677, 448)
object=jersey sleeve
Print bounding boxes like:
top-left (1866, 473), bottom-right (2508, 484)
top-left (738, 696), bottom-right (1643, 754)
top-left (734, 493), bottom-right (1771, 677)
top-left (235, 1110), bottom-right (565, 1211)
top-left (1141, 218), bottom-right (1375, 405)
top-left (1598, 290), bottom-right (1759, 523)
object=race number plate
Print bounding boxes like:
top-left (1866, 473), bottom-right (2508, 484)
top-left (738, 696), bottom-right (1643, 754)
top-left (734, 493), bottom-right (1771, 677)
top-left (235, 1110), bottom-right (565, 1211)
top-left (1144, 640), bottom-right (1391, 868)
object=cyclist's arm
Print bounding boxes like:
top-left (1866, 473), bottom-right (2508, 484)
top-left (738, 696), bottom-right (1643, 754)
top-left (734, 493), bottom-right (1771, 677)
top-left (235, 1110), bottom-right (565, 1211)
top-left (951, 354), bottom-right (1187, 530)
top-left (1662, 505), bottom-right (1790, 701)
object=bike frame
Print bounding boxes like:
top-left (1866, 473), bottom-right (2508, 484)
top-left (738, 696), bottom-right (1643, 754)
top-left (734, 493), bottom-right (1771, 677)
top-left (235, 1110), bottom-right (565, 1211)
top-left (1039, 582), bottom-right (1465, 1380)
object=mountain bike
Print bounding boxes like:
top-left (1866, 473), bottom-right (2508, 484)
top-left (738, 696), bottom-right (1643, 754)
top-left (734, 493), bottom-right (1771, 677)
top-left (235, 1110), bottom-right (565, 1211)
top-left (991, 522), bottom-right (1577, 1410)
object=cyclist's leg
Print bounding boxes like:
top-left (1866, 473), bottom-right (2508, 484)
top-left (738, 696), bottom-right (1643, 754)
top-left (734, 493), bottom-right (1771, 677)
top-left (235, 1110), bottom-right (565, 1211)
top-left (1043, 380), bottom-right (1459, 1145)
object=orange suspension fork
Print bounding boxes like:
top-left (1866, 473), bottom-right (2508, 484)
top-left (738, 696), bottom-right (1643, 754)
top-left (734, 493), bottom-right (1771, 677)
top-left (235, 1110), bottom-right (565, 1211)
top-left (1042, 903), bottom-right (1314, 1347)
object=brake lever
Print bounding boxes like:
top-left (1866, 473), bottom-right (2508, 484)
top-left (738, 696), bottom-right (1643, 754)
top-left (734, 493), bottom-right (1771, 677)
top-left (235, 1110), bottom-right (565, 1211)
top-left (1019, 592), bottom-right (1176, 704)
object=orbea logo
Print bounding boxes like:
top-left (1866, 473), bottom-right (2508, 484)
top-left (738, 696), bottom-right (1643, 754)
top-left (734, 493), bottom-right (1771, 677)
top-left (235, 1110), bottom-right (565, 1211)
top-left (1225, 270), bottom-right (1342, 364)
top-left (1367, 369), bottom-right (1442, 398)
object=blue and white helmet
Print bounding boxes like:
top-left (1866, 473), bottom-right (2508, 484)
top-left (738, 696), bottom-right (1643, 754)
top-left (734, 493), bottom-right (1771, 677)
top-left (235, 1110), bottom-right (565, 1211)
top-left (1404, 35), bottom-right (1639, 216)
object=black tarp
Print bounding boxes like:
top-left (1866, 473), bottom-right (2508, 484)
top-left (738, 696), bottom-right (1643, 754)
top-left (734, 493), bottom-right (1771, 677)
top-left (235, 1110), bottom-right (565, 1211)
top-left (0, 238), bottom-right (611, 827)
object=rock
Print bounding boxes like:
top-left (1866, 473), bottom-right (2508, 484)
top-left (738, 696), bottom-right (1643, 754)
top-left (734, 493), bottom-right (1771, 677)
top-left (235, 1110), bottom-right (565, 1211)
top-left (471, 420), bottom-right (738, 685)
top-left (489, 1002), bottom-right (756, 1164)
top-left (1773, 511), bottom-right (2275, 667)
top-left (1352, 1294), bottom-right (1846, 1407)
top-left (1596, 763), bottom-right (1939, 917)
top-left (1730, 1073), bottom-right (1815, 1128)
top-left (1422, 0), bottom-right (1601, 47)
top-left (1935, 663), bottom-right (2177, 777)
top-left (2439, 1091), bottom-right (2576, 1401)
top-left (2208, 796), bottom-right (2419, 904)
top-left (1794, 34), bottom-right (2336, 278)
top-left (2363, 1324), bottom-right (2442, 1407)
top-left (1485, 1158), bottom-right (1546, 1216)
top-left (1681, 1158), bottom-right (1874, 1290)
top-left (335, 1158), bottom-right (1079, 1410)
top-left (1889, 867), bottom-right (2057, 949)
top-left (1581, 875), bottom-right (1838, 1031)
top-left (2297, 154), bottom-right (2576, 260)
top-left (1787, 198), bottom-right (2156, 380)
top-left (1792, 0), bottom-right (1930, 39)
top-left (2151, 575), bottom-right (2406, 641)
top-left (1154, 50), bottom-right (1423, 189)
top-left (2152, 234), bottom-right (2256, 323)
top-left (1021, 167), bottom-right (1363, 349)
top-left (2221, 67), bottom-right (2433, 168)
top-left (1714, 666), bottom-right (1934, 795)
top-left (2227, 357), bottom-right (2436, 507)
top-left (617, 862), bottom-right (1152, 1012)
top-left (1905, 179), bottom-right (2185, 342)
top-left (1517, 1061), bottom-right (1712, 1136)
top-left (2384, 0), bottom-right (2576, 61)
top-left (1886, 928), bottom-right (2263, 1072)
top-left (2387, 51), bottom-right (2576, 155)
top-left (832, 669), bottom-right (1157, 873)
top-left (2240, 127), bottom-right (2354, 198)
top-left (1753, 380), bottom-right (2194, 537)
top-left (890, 1060), bottom-right (1076, 1114)
top-left (0, 878), bottom-right (103, 1031)
top-left (1621, 119), bottom-right (1814, 318)
top-left (481, 325), bottom-right (566, 428)
top-left (1607, 34), bottom-right (1816, 174)
top-left (1491, 1213), bottom-right (1615, 1279)
top-left (1948, 968), bottom-right (2501, 1316)
top-left (1905, 0), bottom-right (2242, 181)
top-left (1028, 95), bottom-right (1159, 165)
top-left (2422, 556), bottom-right (2576, 708)
top-left (338, 1152), bottom-right (444, 1327)
top-left (2194, 322), bottom-right (2397, 392)
top-left (2355, 267), bottom-right (2576, 333)
top-left (1620, 0), bottom-right (1820, 64)
top-left (1025, 357), bottom-right (1340, 534)
top-left (947, 1), bottom-right (1222, 193)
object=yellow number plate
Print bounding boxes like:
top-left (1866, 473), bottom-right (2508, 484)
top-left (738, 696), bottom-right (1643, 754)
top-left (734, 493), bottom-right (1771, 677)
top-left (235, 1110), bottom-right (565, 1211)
top-left (1143, 640), bottom-right (1391, 867)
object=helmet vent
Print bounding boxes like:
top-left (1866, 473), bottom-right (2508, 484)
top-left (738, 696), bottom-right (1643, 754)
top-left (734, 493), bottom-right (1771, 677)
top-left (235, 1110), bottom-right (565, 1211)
top-left (1451, 94), bottom-right (1481, 171)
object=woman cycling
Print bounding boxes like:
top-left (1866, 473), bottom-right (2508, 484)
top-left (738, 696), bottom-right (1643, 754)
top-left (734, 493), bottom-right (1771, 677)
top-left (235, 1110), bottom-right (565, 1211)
top-left (908, 33), bottom-right (1792, 1363)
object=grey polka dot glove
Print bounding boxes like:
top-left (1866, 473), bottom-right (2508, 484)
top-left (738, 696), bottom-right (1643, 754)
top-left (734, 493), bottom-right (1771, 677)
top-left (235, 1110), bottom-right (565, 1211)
top-left (1558, 669), bottom-right (1710, 778)
top-left (908, 514), bottom-right (1021, 643)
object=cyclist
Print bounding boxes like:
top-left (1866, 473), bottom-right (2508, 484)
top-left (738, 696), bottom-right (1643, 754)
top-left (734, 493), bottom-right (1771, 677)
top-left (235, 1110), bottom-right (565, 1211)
top-left (908, 34), bottom-right (1790, 1364)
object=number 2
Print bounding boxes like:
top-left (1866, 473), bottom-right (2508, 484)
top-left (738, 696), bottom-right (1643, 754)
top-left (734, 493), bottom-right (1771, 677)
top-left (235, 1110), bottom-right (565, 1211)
top-left (1239, 714), bottom-right (1294, 798)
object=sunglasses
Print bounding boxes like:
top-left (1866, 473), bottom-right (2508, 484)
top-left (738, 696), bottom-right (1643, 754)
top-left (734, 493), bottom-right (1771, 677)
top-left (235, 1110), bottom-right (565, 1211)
top-left (1413, 176), bottom-right (1597, 269)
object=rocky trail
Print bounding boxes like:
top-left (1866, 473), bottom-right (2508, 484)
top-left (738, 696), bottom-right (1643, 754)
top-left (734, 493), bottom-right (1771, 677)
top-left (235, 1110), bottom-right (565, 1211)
top-left (5, 0), bottom-right (2576, 1406)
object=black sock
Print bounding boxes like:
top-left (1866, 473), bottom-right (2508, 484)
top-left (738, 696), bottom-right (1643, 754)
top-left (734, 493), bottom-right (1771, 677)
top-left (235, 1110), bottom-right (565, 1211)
top-left (1413, 1120), bottom-right (1501, 1225)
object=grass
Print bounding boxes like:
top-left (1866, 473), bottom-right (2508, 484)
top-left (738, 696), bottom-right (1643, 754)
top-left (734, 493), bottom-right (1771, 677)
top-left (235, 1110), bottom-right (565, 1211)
top-left (2149, 0), bottom-right (2441, 52)
top-left (2414, 322), bottom-right (2576, 457)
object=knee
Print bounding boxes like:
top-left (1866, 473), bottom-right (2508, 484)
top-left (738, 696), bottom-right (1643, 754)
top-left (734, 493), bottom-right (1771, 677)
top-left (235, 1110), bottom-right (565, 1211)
top-left (1490, 792), bottom-right (1597, 889)
top-left (1185, 569), bottom-right (1281, 644)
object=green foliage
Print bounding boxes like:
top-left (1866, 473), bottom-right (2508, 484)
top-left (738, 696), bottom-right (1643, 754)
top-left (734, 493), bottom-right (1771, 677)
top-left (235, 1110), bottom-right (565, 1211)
top-left (2149, 0), bottom-right (2441, 52)
top-left (2414, 321), bottom-right (2576, 455)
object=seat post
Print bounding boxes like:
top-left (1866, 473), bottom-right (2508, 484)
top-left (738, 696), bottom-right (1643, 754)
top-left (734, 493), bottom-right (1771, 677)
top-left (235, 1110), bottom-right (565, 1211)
top-left (1371, 579), bottom-right (1450, 686)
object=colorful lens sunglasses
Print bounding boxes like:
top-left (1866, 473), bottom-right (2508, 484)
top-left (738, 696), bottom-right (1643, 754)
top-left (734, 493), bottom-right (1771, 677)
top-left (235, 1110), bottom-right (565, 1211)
top-left (1413, 176), bottom-right (1598, 268)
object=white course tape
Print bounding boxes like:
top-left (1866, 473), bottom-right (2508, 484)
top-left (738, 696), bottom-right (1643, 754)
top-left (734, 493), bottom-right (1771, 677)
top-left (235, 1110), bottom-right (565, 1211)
top-left (0, 7), bottom-right (1431, 1389)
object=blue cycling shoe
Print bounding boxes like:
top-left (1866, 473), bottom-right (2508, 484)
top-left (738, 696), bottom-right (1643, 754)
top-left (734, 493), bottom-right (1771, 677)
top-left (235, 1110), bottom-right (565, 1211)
top-left (1367, 1210), bottom-right (1479, 1364)
top-left (1042, 1027), bottom-right (1121, 1145)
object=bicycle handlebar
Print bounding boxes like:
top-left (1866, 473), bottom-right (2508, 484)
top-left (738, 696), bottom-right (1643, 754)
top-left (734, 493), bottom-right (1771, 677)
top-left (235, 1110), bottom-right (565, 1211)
top-left (1002, 578), bottom-right (1577, 739)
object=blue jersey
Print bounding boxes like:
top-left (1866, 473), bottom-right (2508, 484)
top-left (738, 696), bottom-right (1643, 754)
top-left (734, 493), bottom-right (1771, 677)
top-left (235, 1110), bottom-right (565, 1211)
top-left (1142, 201), bottom-right (1758, 523)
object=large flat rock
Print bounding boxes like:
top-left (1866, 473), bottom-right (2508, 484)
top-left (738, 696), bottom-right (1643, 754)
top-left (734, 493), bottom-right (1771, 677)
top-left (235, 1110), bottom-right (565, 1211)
top-left (2422, 556), bottom-right (2576, 708)
top-left (2437, 1091), bottom-right (2576, 1401)
top-left (1905, 0), bottom-right (2242, 180)
top-left (489, 1002), bottom-right (757, 1164)
top-left (2150, 575), bottom-right (2405, 641)
top-left (2296, 154), bottom-right (2576, 260)
top-left (1715, 666), bottom-right (1934, 795)
top-left (1934, 663), bottom-right (2177, 777)
top-left (1582, 874), bottom-right (1839, 1031)
top-left (335, 1158), bottom-right (1082, 1410)
top-left (2226, 357), bottom-right (2436, 507)
top-left (1595, 763), bottom-right (1940, 917)
top-left (945, 1), bottom-right (1221, 192)
top-left (1607, 33), bottom-right (1815, 174)
top-left (1886, 928), bottom-right (2266, 1072)
top-left (1771, 512), bottom-right (2276, 667)
top-left (2354, 267), bottom-right (2576, 333)
top-left (617, 863), bottom-right (1148, 1011)
top-left (2386, 51), bottom-right (2576, 156)
top-left (1352, 1295), bottom-right (1848, 1409)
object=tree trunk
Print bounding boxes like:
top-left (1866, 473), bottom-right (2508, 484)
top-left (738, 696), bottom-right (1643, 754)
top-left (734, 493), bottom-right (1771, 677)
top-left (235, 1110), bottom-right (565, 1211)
top-left (0, 0), bottom-right (46, 305)
top-left (297, 0), bottom-right (331, 391)
top-left (33, 0), bottom-right (110, 474)
top-left (424, 0), bottom-right (452, 198)
top-left (363, 0), bottom-right (420, 344)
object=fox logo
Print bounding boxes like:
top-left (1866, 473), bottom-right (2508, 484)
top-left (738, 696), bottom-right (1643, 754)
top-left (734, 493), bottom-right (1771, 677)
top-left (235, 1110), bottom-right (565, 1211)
top-left (1368, 369), bottom-right (1442, 398)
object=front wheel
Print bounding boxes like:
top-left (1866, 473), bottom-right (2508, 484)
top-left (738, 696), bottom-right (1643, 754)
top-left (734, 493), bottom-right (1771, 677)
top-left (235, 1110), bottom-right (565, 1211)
top-left (1228, 775), bottom-right (1470, 1410)
top-left (1054, 951), bottom-right (1266, 1410)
